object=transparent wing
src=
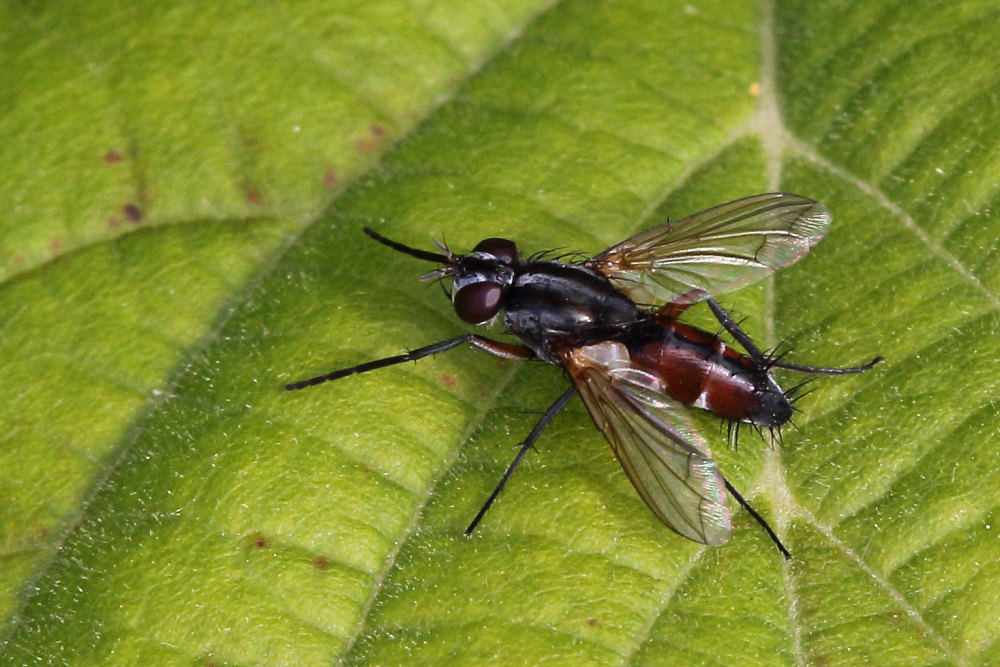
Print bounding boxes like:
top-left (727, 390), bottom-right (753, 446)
top-left (587, 192), bottom-right (831, 306)
top-left (563, 342), bottom-right (731, 545)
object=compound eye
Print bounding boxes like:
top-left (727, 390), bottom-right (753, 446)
top-left (454, 281), bottom-right (503, 324)
top-left (473, 238), bottom-right (518, 264)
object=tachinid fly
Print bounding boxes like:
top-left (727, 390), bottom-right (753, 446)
top-left (285, 193), bottom-right (882, 558)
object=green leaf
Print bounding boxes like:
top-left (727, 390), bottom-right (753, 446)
top-left (2, 0), bottom-right (996, 665)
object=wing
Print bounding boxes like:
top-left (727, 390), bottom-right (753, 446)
top-left (587, 192), bottom-right (831, 306)
top-left (561, 342), bottom-right (731, 545)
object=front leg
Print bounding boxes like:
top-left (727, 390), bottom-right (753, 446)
top-left (285, 334), bottom-right (534, 391)
top-left (467, 337), bottom-right (535, 361)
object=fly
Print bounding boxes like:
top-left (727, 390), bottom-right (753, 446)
top-left (285, 193), bottom-right (882, 559)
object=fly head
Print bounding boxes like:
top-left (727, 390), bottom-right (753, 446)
top-left (451, 238), bottom-right (518, 325)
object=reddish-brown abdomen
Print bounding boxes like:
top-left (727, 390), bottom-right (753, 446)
top-left (630, 321), bottom-right (789, 426)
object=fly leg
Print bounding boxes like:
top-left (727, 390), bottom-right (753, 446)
top-left (723, 478), bottom-right (791, 560)
top-left (465, 386), bottom-right (577, 535)
top-left (706, 298), bottom-right (882, 375)
top-left (284, 334), bottom-right (534, 391)
top-left (705, 299), bottom-right (769, 362)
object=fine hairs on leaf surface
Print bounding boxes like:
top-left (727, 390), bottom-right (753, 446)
top-left (1, 1), bottom-right (997, 665)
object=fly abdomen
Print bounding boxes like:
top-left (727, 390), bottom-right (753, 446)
top-left (629, 321), bottom-right (792, 427)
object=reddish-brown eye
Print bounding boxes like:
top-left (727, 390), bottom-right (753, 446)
top-left (473, 238), bottom-right (517, 264)
top-left (454, 281), bottom-right (503, 324)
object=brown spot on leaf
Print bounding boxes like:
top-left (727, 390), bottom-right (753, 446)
top-left (314, 556), bottom-right (330, 570)
top-left (252, 534), bottom-right (267, 548)
top-left (357, 124), bottom-right (389, 153)
top-left (324, 168), bottom-right (339, 188)
top-left (586, 618), bottom-right (600, 628)
top-left (104, 150), bottom-right (123, 164)
top-left (441, 373), bottom-right (457, 387)
top-left (108, 217), bottom-right (121, 228)
top-left (124, 203), bottom-right (143, 223)
top-left (245, 189), bottom-right (261, 205)
top-left (49, 239), bottom-right (62, 254)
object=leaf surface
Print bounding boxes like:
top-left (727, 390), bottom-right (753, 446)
top-left (1, 0), bottom-right (996, 664)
